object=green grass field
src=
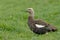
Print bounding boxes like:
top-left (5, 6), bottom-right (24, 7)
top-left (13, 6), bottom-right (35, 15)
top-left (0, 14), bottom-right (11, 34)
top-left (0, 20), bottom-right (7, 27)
top-left (0, 0), bottom-right (60, 40)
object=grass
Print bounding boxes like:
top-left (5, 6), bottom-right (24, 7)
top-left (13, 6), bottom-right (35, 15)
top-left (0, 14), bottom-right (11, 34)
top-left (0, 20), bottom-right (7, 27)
top-left (0, 0), bottom-right (60, 40)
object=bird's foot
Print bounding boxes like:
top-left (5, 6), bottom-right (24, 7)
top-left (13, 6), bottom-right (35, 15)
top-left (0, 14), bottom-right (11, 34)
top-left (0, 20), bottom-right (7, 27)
top-left (45, 32), bottom-right (48, 34)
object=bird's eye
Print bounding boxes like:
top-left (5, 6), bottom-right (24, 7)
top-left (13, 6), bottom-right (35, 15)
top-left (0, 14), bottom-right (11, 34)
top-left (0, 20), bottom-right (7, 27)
top-left (28, 9), bottom-right (31, 10)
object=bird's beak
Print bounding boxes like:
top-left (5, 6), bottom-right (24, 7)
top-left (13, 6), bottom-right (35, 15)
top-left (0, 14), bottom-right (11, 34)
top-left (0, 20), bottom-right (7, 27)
top-left (25, 9), bottom-right (28, 12)
top-left (25, 10), bottom-right (28, 12)
top-left (21, 10), bottom-right (27, 12)
top-left (21, 9), bottom-right (28, 12)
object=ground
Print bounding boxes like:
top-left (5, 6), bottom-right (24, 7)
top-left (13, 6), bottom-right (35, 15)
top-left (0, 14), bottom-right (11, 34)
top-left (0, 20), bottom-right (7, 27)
top-left (0, 0), bottom-right (60, 40)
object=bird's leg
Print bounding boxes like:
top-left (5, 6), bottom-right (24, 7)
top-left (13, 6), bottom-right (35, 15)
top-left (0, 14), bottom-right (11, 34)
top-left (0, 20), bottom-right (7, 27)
top-left (45, 32), bottom-right (48, 34)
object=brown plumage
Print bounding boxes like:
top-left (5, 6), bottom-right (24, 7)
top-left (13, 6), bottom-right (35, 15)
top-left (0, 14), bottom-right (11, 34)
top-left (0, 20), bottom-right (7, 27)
top-left (26, 8), bottom-right (57, 34)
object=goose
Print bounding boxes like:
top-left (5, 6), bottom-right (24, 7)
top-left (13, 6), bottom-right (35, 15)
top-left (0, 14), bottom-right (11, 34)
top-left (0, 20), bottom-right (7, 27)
top-left (26, 8), bottom-right (57, 34)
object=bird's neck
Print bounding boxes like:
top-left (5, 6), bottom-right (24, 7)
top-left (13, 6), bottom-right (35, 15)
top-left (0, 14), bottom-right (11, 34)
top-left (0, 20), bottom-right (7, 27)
top-left (29, 12), bottom-right (34, 19)
top-left (28, 16), bottom-right (34, 21)
top-left (29, 14), bottom-right (34, 19)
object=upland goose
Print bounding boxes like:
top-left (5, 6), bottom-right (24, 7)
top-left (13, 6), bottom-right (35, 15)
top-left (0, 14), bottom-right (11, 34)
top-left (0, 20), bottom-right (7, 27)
top-left (26, 8), bottom-right (57, 34)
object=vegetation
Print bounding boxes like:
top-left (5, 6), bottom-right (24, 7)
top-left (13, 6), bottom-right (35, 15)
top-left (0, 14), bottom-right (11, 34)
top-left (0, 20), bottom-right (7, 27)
top-left (0, 0), bottom-right (60, 40)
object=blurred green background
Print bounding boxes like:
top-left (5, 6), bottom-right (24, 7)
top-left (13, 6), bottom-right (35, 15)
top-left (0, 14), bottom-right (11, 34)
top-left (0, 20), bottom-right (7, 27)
top-left (0, 0), bottom-right (60, 40)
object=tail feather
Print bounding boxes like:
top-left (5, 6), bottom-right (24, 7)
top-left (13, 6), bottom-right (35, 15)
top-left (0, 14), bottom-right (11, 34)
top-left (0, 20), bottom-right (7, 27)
top-left (45, 26), bottom-right (57, 32)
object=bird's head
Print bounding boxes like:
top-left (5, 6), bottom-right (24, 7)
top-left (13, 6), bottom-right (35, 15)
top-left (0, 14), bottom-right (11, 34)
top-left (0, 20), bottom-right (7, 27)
top-left (26, 8), bottom-right (34, 14)
top-left (26, 8), bottom-right (34, 18)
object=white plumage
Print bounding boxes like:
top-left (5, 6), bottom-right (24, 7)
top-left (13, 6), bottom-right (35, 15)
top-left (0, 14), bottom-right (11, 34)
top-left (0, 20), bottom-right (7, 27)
top-left (35, 24), bottom-right (45, 28)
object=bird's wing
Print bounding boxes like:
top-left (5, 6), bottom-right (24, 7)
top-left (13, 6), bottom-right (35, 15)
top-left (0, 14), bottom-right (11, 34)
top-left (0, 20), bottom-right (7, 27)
top-left (35, 24), bottom-right (45, 28)
top-left (34, 19), bottom-right (49, 27)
